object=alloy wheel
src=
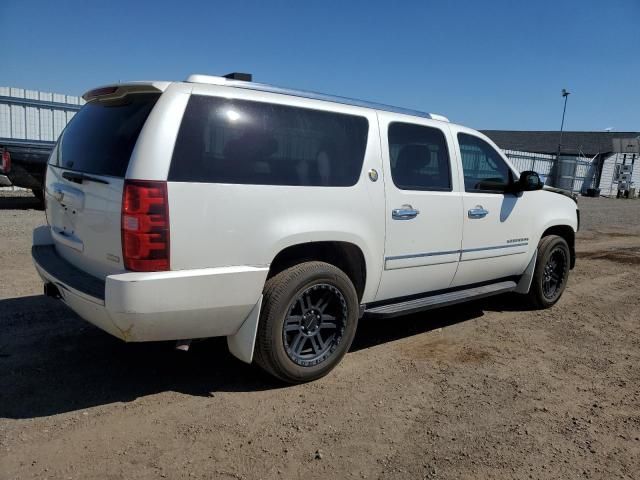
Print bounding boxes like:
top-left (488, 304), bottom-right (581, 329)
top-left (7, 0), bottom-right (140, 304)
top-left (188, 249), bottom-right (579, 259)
top-left (542, 247), bottom-right (568, 300)
top-left (282, 284), bottom-right (348, 367)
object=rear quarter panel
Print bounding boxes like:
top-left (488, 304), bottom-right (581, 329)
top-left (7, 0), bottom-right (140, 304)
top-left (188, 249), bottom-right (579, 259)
top-left (166, 87), bottom-right (386, 303)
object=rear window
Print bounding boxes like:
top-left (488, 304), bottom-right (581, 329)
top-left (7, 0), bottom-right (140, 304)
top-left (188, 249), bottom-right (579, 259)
top-left (51, 93), bottom-right (159, 177)
top-left (169, 95), bottom-right (369, 186)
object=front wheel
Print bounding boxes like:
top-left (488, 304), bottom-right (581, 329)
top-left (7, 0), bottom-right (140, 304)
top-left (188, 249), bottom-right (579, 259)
top-left (527, 235), bottom-right (571, 309)
top-left (254, 261), bottom-right (359, 383)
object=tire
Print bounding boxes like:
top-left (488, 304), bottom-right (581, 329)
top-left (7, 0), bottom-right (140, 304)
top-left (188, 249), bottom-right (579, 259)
top-left (527, 235), bottom-right (571, 309)
top-left (254, 261), bottom-right (359, 384)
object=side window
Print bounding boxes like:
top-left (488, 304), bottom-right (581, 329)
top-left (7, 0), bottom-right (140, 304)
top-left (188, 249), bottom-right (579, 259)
top-left (458, 133), bottom-right (513, 193)
top-left (388, 123), bottom-right (451, 191)
top-left (169, 95), bottom-right (369, 186)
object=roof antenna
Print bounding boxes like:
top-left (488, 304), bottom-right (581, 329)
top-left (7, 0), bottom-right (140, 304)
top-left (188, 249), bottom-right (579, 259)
top-left (223, 72), bottom-right (252, 82)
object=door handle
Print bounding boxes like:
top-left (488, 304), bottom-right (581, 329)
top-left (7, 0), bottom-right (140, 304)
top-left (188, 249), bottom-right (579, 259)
top-left (392, 205), bottom-right (420, 220)
top-left (468, 205), bottom-right (489, 219)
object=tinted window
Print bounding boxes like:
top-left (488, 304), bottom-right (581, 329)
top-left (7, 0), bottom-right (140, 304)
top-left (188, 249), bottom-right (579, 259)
top-left (458, 133), bottom-right (513, 192)
top-left (169, 95), bottom-right (369, 186)
top-left (52, 94), bottom-right (159, 177)
top-left (388, 123), bottom-right (451, 191)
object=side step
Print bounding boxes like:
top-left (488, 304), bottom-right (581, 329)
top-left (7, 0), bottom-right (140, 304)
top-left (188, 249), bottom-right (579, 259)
top-left (364, 280), bottom-right (517, 319)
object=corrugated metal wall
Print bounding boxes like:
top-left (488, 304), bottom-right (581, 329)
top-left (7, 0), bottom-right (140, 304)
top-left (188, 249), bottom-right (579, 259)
top-left (599, 153), bottom-right (640, 196)
top-left (0, 87), bottom-right (84, 142)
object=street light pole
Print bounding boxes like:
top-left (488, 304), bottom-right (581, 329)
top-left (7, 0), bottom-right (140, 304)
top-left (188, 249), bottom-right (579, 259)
top-left (553, 89), bottom-right (571, 187)
top-left (558, 88), bottom-right (570, 156)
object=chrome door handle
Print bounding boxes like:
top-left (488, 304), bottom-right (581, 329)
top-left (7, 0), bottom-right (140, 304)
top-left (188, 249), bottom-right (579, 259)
top-left (392, 205), bottom-right (420, 220)
top-left (468, 206), bottom-right (489, 219)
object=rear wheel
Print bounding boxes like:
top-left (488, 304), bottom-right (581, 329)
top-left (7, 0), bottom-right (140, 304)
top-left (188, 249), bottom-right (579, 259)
top-left (527, 235), bottom-right (570, 309)
top-left (254, 261), bottom-right (359, 383)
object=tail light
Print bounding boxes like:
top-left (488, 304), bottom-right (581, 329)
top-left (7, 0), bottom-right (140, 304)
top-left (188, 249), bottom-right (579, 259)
top-left (1, 150), bottom-right (10, 173)
top-left (121, 180), bottom-right (170, 271)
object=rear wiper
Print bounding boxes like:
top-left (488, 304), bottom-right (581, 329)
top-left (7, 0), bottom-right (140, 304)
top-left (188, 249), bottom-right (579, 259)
top-left (62, 171), bottom-right (110, 185)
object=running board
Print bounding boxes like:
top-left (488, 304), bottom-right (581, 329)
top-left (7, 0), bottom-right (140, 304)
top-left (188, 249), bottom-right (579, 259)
top-left (364, 280), bottom-right (517, 319)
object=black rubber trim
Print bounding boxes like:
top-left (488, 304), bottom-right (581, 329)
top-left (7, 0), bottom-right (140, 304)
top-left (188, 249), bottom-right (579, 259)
top-left (32, 245), bottom-right (106, 301)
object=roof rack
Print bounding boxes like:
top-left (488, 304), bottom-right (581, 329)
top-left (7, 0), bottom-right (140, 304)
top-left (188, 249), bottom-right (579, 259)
top-left (185, 74), bottom-right (448, 121)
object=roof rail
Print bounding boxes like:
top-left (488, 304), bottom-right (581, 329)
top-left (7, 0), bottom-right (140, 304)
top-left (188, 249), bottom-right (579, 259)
top-left (184, 74), bottom-right (440, 121)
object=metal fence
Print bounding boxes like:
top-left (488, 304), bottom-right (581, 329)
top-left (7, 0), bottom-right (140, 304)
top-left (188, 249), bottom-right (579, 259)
top-left (503, 149), bottom-right (599, 194)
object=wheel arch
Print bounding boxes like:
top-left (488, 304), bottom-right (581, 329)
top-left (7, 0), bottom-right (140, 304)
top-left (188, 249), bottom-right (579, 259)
top-left (267, 241), bottom-right (368, 301)
top-left (540, 224), bottom-right (576, 269)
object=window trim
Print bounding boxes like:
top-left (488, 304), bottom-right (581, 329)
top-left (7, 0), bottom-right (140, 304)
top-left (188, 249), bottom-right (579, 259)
top-left (388, 121), bottom-right (453, 193)
top-left (457, 132), bottom-right (515, 194)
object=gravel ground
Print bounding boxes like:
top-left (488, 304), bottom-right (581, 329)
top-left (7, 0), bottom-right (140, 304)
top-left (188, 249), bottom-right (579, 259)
top-left (1, 191), bottom-right (639, 480)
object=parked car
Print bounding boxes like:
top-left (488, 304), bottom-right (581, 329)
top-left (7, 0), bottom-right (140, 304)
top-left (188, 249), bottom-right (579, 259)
top-left (32, 74), bottom-right (579, 383)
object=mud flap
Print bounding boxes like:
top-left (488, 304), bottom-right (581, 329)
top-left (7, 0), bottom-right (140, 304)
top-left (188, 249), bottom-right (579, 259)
top-left (227, 295), bottom-right (262, 364)
top-left (514, 250), bottom-right (537, 294)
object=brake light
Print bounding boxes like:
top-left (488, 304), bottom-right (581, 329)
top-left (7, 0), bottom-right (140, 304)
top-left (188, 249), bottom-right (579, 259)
top-left (121, 180), bottom-right (170, 271)
top-left (1, 150), bottom-right (10, 173)
top-left (83, 86), bottom-right (119, 101)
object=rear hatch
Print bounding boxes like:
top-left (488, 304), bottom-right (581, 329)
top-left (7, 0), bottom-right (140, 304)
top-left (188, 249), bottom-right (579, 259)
top-left (45, 87), bottom-right (161, 279)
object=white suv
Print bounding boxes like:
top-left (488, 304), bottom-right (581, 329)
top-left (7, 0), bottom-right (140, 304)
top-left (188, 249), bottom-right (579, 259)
top-left (32, 74), bottom-right (579, 383)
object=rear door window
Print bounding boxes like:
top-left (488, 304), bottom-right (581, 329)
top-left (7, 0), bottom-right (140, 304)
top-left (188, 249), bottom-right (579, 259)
top-left (169, 95), bottom-right (369, 186)
top-left (388, 122), bottom-right (452, 191)
top-left (51, 93), bottom-right (160, 177)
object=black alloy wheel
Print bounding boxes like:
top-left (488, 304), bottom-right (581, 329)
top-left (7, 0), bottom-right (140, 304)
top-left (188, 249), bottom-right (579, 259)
top-left (542, 246), bottom-right (568, 300)
top-left (283, 284), bottom-right (347, 367)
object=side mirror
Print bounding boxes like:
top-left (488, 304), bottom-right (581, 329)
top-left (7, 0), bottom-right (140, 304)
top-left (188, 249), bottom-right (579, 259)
top-left (515, 170), bottom-right (543, 192)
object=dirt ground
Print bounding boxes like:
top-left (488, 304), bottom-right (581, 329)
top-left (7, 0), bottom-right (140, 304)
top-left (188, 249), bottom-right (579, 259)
top-left (1, 191), bottom-right (638, 480)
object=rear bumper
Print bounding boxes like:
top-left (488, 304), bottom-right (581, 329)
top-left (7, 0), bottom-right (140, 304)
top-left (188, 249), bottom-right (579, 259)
top-left (32, 228), bottom-right (269, 343)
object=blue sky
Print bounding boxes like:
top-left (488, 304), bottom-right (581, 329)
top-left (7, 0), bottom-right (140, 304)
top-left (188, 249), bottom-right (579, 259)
top-left (1, 0), bottom-right (638, 131)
